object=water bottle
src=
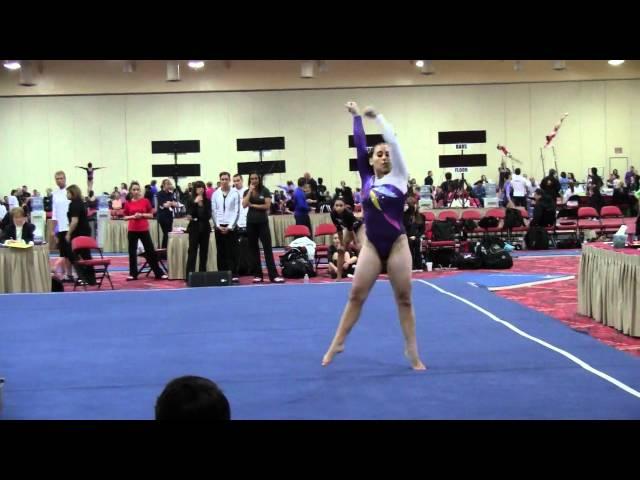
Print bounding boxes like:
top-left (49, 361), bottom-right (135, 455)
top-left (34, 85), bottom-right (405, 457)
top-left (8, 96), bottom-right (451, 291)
top-left (303, 273), bottom-right (309, 284)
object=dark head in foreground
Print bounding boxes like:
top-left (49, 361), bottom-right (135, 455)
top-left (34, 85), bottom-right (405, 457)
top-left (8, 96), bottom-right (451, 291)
top-left (155, 376), bottom-right (231, 420)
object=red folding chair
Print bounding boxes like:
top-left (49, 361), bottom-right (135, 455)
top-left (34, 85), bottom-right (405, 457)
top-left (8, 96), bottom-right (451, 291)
top-left (599, 206), bottom-right (624, 235)
top-left (284, 225), bottom-right (311, 239)
top-left (437, 210), bottom-right (459, 222)
top-left (481, 208), bottom-right (506, 238)
top-left (424, 221), bottom-right (458, 267)
top-left (577, 207), bottom-right (601, 235)
top-left (313, 223), bottom-right (337, 269)
top-left (70, 236), bottom-right (113, 291)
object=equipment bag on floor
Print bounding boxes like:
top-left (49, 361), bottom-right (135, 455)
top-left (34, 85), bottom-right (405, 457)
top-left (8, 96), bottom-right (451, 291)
top-left (454, 253), bottom-right (483, 270)
top-left (481, 250), bottom-right (513, 269)
top-left (280, 248), bottom-right (316, 278)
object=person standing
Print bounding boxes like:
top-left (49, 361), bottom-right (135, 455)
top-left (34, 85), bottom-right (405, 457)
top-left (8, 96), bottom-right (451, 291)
top-left (157, 179), bottom-right (178, 249)
top-left (123, 181), bottom-right (167, 281)
top-left (293, 177), bottom-right (312, 236)
top-left (242, 172), bottom-right (285, 284)
top-left (185, 181), bottom-right (212, 279)
top-left (52, 171), bottom-right (74, 282)
top-left (212, 172), bottom-right (241, 283)
top-left (66, 184), bottom-right (96, 286)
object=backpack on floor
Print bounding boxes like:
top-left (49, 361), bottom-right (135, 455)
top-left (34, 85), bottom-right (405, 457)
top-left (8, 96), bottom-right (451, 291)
top-left (454, 253), bottom-right (483, 270)
top-left (556, 237), bottom-right (582, 249)
top-left (482, 251), bottom-right (513, 269)
top-left (525, 226), bottom-right (549, 250)
top-left (51, 276), bottom-right (65, 292)
top-left (426, 249), bottom-right (456, 268)
top-left (280, 248), bottom-right (316, 278)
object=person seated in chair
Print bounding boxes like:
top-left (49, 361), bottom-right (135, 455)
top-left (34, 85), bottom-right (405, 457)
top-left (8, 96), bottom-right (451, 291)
top-left (327, 233), bottom-right (357, 279)
top-left (1, 207), bottom-right (35, 244)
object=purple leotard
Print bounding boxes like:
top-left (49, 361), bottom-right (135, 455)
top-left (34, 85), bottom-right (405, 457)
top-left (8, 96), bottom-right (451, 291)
top-left (354, 114), bottom-right (408, 259)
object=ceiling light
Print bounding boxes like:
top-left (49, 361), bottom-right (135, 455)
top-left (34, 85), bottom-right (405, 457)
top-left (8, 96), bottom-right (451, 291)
top-left (513, 60), bottom-right (523, 71)
top-left (608, 60), bottom-right (625, 66)
top-left (552, 60), bottom-right (566, 70)
top-left (415, 60), bottom-right (424, 68)
top-left (3, 60), bottom-right (21, 70)
top-left (188, 60), bottom-right (205, 69)
top-left (317, 60), bottom-right (328, 73)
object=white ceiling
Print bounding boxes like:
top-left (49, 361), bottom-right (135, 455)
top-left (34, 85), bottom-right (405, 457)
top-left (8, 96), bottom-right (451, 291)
top-left (1, 60), bottom-right (639, 96)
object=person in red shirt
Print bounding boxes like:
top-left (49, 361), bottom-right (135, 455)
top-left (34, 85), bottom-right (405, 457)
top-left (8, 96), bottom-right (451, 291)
top-left (123, 181), bottom-right (168, 281)
top-left (205, 181), bottom-right (215, 201)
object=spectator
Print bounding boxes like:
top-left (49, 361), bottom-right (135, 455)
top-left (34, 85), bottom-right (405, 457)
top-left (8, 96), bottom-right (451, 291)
top-left (588, 184), bottom-right (604, 214)
top-left (157, 179), bottom-right (178, 249)
top-left (185, 180), bottom-right (213, 280)
top-left (150, 180), bottom-right (158, 198)
top-left (66, 184), bottom-right (96, 286)
top-left (303, 172), bottom-right (318, 194)
top-left (85, 190), bottom-right (98, 210)
top-left (205, 181), bottom-right (215, 201)
top-left (8, 190), bottom-right (19, 210)
top-left (559, 172), bottom-right (570, 192)
top-left (155, 376), bottom-right (231, 421)
top-left (317, 177), bottom-right (327, 196)
top-left (541, 169), bottom-right (562, 203)
top-left (589, 167), bottom-right (604, 190)
top-left (327, 233), bottom-right (357, 279)
top-left (212, 172), bottom-right (241, 283)
top-left (502, 172), bottom-right (514, 208)
top-left (354, 187), bottom-right (362, 205)
top-left (43, 188), bottom-right (53, 213)
top-left (0, 200), bottom-right (7, 222)
top-left (52, 171), bottom-right (74, 283)
top-left (510, 168), bottom-right (529, 207)
top-left (293, 177), bottom-right (312, 234)
top-left (625, 166), bottom-right (637, 187)
top-left (120, 183), bottom-right (129, 203)
top-left (242, 172), bottom-right (284, 284)
top-left (424, 170), bottom-right (434, 186)
top-left (531, 189), bottom-right (556, 227)
top-left (123, 181), bottom-right (167, 281)
top-left (143, 184), bottom-right (154, 204)
top-left (403, 196), bottom-right (425, 271)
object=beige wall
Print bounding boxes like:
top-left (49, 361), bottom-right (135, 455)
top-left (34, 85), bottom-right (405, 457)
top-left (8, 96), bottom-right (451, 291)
top-left (1, 79), bottom-right (639, 197)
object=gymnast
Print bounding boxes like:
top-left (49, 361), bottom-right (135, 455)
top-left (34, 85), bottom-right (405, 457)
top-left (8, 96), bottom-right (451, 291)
top-left (322, 101), bottom-right (426, 370)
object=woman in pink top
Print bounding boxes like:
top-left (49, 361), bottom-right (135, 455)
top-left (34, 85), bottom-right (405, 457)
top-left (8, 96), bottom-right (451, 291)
top-left (123, 181), bottom-right (167, 281)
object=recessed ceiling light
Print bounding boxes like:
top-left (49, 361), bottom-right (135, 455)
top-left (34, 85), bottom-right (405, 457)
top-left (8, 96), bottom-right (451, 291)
top-left (608, 60), bottom-right (625, 66)
top-left (415, 60), bottom-right (424, 68)
top-left (3, 61), bottom-right (21, 70)
top-left (188, 60), bottom-right (205, 69)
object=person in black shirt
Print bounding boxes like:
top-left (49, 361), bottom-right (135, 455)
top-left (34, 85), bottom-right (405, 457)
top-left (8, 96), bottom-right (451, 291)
top-left (424, 170), bottom-right (434, 186)
top-left (157, 179), bottom-right (178, 249)
top-left (330, 197), bottom-right (362, 279)
top-left (66, 184), bottom-right (96, 285)
top-left (530, 189), bottom-right (556, 227)
top-left (317, 177), bottom-right (327, 196)
top-left (43, 188), bottom-right (53, 213)
top-left (1, 207), bottom-right (35, 243)
top-left (589, 167), bottom-right (604, 190)
top-left (403, 196), bottom-right (425, 270)
top-left (185, 180), bottom-right (212, 279)
top-left (588, 184), bottom-right (604, 214)
top-left (242, 172), bottom-right (284, 284)
top-left (541, 169), bottom-right (562, 203)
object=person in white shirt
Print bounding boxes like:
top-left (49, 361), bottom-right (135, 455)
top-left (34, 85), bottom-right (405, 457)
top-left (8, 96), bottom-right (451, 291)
top-left (0, 202), bottom-right (7, 222)
top-left (212, 172), bottom-right (241, 283)
top-left (8, 191), bottom-right (19, 210)
top-left (51, 170), bottom-right (74, 282)
top-left (510, 168), bottom-right (529, 208)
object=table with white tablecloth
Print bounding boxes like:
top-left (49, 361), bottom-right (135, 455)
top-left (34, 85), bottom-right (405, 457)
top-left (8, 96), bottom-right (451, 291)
top-left (0, 244), bottom-right (51, 293)
top-left (167, 233), bottom-right (218, 280)
top-left (578, 243), bottom-right (640, 337)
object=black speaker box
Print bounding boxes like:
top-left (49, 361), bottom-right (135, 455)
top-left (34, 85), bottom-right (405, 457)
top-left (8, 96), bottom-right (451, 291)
top-left (188, 271), bottom-right (232, 287)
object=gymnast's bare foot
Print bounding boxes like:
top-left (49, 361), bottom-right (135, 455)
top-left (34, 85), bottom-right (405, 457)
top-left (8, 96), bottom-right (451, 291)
top-left (322, 343), bottom-right (345, 366)
top-left (405, 347), bottom-right (427, 371)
